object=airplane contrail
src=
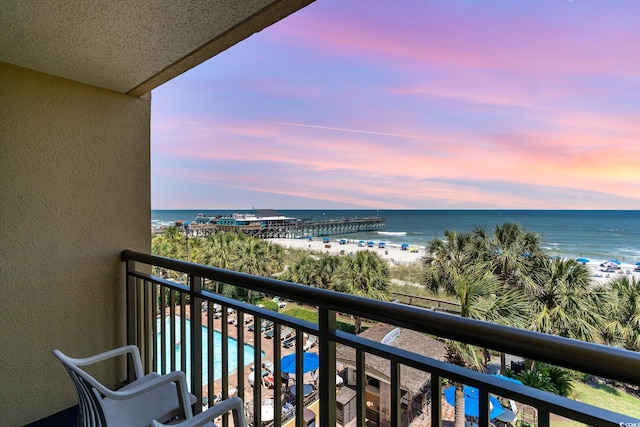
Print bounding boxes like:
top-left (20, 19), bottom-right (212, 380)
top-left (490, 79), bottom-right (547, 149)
top-left (278, 122), bottom-right (423, 140)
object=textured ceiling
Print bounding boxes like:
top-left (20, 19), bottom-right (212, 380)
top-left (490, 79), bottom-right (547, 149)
top-left (0, 0), bottom-right (313, 96)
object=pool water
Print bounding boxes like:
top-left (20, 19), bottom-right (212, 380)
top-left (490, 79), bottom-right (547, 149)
top-left (156, 317), bottom-right (260, 386)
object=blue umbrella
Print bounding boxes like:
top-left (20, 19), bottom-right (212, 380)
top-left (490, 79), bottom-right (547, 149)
top-left (492, 374), bottom-right (523, 385)
top-left (443, 385), bottom-right (505, 419)
top-left (576, 258), bottom-right (590, 263)
top-left (280, 352), bottom-right (319, 374)
top-left (608, 259), bottom-right (621, 265)
top-left (635, 261), bottom-right (640, 266)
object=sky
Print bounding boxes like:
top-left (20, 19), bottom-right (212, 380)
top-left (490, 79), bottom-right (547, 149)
top-left (151, 0), bottom-right (640, 210)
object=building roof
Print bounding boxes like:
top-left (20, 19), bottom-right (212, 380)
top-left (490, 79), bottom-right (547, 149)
top-left (254, 209), bottom-right (285, 217)
top-left (336, 324), bottom-right (447, 393)
top-left (0, 1), bottom-right (314, 96)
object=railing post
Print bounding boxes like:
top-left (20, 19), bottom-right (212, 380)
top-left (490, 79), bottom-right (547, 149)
top-left (318, 308), bottom-right (337, 427)
top-left (430, 375), bottom-right (442, 427)
top-left (126, 259), bottom-right (137, 380)
top-left (390, 361), bottom-right (401, 427)
top-left (190, 275), bottom-right (203, 414)
top-left (479, 384), bottom-right (490, 427)
top-left (355, 348), bottom-right (366, 427)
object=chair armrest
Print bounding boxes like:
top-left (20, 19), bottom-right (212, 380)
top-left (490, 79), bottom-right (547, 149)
top-left (54, 345), bottom-right (144, 379)
top-left (150, 397), bottom-right (246, 427)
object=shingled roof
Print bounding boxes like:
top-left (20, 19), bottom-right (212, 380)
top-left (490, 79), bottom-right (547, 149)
top-left (336, 325), bottom-right (447, 393)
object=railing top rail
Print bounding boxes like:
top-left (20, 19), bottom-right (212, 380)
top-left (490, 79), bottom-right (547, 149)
top-left (122, 250), bottom-right (640, 385)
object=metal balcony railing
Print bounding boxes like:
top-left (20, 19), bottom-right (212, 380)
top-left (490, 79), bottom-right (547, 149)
top-left (122, 250), bottom-right (640, 427)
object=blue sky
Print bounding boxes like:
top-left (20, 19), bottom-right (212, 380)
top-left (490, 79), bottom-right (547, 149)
top-left (151, 0), bottom-right (640, 210)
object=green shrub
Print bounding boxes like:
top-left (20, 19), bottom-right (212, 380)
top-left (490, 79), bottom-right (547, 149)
top-left (514, 363), bottom-right (573, 397)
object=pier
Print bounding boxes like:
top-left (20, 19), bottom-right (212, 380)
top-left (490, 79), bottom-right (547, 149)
top-left (186, 216), bottom-right (386, 239)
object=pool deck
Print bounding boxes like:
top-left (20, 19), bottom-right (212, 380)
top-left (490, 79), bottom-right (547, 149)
top-left (168, 305), bottom-right (317, 415)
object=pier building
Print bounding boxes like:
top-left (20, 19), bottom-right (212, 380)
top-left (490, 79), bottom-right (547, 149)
top-left (181, 209), bottom-right (386, 239)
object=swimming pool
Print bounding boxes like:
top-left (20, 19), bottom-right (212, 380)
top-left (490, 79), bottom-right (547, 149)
top-left (156, 317), bottom-right (261, 386)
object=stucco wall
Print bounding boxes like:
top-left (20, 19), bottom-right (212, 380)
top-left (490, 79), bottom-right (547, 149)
top-left (0, 61), bottom-right (151, 426)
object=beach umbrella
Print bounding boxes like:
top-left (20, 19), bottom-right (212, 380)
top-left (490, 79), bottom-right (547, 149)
top-left (608, 260), bottom-right (621, 265)
top-left (576, 258), bottom-right (590, 263)
top-left (280, 352), bottom-right (319, 374)
top-left (443, 385), bottom-right (505, 419)
top-left (635, 261), bottom-right (640, 266)
top-left (492, 374), bottom-right (523, 385)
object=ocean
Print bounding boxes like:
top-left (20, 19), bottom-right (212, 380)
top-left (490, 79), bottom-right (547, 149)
top-left (152, 210), bottom-right (640, 264)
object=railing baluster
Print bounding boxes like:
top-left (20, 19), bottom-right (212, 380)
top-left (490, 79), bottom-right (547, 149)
top-left (538, 408), bottom-right (551, 427)
top-left (355, 348), bottom-right (366, 427)
top-left (431, 374), bottom-right (442, 427)
top-left (253, 316), bottom-right (262, 426)
top-left (237, 311), bottom-right (245, 399)
top-left (190, 274), bottom-right (203, 414)
top-left (143, 278), bottom-right (152, 371)
top-left (221, 305), bottom-right (229, 427)
top-left (160, 284), bottom-right (167, 375)
top-left (169, 288), bottom-right (176, 372)
top-left (125, 260), bottom-right (136, 364)
top-left (136, 277), bottom-right (145, 369)
top-left (273, 322), bottom-right (282, 427)
top-left (295, 332), bottom-right (304, 427)
top-left (478, 384), bottom-right (490, 427)
top-left (180, 290), bottom-right (187, 378)
top-left (390, 360), bottom-right (401, 427)
top-left (152, 282), bottom-right (158, 376)
top-left (207, 301), bottom-right (214, 409)
top-left (318, 308), bottom-right (336, 427)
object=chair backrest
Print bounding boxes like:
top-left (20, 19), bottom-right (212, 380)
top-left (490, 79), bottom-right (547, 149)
top-left (54, 350), bottom-right (108, 427)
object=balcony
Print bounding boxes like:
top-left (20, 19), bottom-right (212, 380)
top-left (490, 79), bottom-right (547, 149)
top-left (122, 250), bottom-right (640, 427)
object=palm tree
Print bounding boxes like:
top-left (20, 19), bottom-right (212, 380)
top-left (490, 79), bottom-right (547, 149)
top-left (472, 223), bottom-right (544, 293)
top-left (264, 240), bottom-right (285, 276)
top-left (230, 237), bottom-right (268, 303)
top-left (599, 275), bottom-right (640, 351)
top-left (444, 263), bottom-right (527, 427)
top-left (334, 251), bottom-right (390, 334)
top-left (528, 257), bottom-right (605, 343)
top-left (282, 254), bottom-right (324, 287)
top-left (317, 254), bottom-right (342, 289)
top-left (424, 231), bottom-right (528, 427)
top-left (423, 230), bottom-right (474, 295)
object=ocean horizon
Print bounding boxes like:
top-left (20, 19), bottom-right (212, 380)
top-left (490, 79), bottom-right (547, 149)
top-left (152, 209), bottom-right (640, 264)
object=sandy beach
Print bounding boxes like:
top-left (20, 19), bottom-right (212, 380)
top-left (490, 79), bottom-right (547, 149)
top-left (268, 237), bottom-right (425, 266)
top-left (583, 261), bottom-right (640, 286)
top-left (268, 238), bottom-right (640, 287)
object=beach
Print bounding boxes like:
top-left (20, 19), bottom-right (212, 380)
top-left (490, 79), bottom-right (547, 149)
top-left (268, 237), bottom-right (425, 266)
top-left (583, 261), bottom-right (640, 286)
top-left (268, 237), bottom-right (640, 287)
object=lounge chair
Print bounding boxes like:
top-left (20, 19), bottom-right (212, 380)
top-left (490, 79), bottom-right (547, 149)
top-left (280, 327), bottom-right (293, 340)
top-left (248, 320), bottom-right (264, 332)
top-left (303, 335), bottom-right (317, 351)
top-left (264, 329), bottom-right (275, 339)
top-left (282, 335), bottom-right (296, 349)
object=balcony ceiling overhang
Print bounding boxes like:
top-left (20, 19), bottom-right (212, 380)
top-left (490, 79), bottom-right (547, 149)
top-left (0, 0), bottom-right (314, 96)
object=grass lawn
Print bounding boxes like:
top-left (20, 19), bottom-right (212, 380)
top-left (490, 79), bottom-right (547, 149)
top-left (550, 381), bottom-right (640, 426)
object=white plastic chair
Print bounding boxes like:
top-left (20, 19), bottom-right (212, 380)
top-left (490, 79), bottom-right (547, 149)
top-left (53, 345), bottom-right (197, 427)
top-left (151, 397), bottom-right (246, 427)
